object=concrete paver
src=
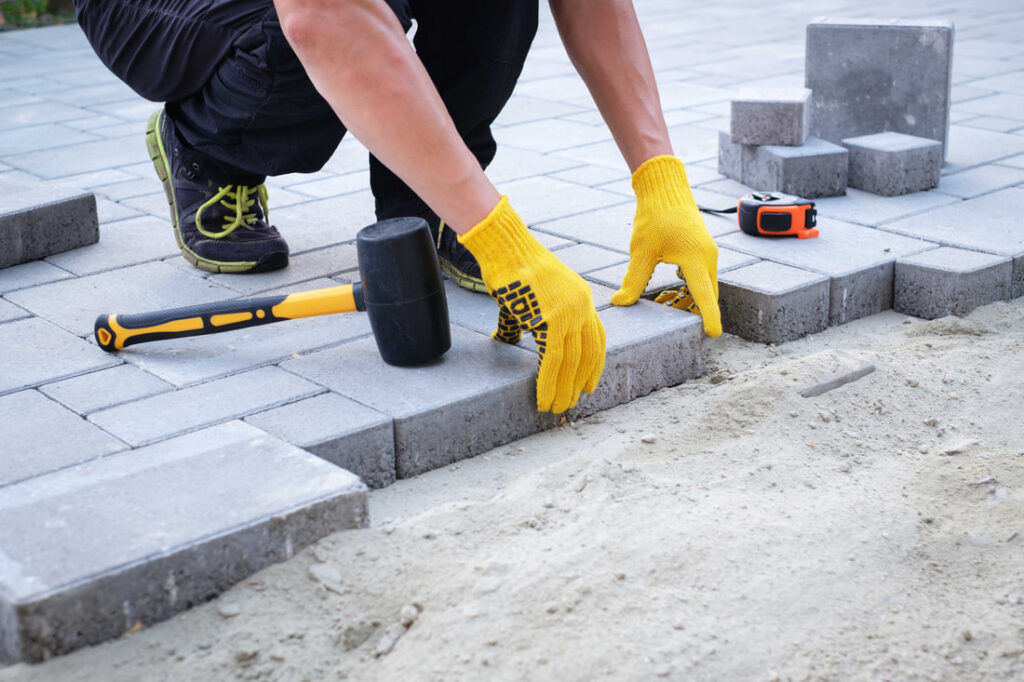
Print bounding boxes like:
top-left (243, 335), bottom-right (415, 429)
top-left (0, 421), bottom-right (367, 664)
top-left (0, 176), bottom-right (98, 268)
top-left (719, 261), bottom-right (831, 344)
top-left (895, 247), bottom-right (1013, 319)
top-left (0, 317), bottom-right (119, 396)
top-left (0, 389), bottom-right (126, 487)
top-left (39, 364), bottom-right (173, 415)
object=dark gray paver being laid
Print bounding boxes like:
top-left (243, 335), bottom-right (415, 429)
top-left (0, 390), bottom-right (126, 487)
top-left (88, 366), bottom-right (323, 446)
top-left (806, 18), bottom-right (954, 157)
top-left (842, 132), bottom-right (943, 196)
top-left (0, 317), bottom-right (119, 396)
top-left (0, 421), bottom-right (368, 664)
top-left (719, 261), bottom-right (831, 344)
top-left (730, 88), bottom-right (811, 146)
top-left (895, 247), bottom-right (1013, 319)
top-left (282, 324), bottom-right (552, 479)
top-left (879, 187), bottom-right (1024, 297)
top-left (0, 176), bottom-right (98, 268)
top-left (246, 393), bottom-right (396, 489)
top-left (718, 219), bottom-right (937, 324)
top-left (39, 364), bottom-right (173, 415)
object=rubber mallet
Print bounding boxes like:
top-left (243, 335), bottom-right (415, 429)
top-left (93, 217), bottom-right (450, 366)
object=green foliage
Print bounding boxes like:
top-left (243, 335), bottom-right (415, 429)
top-left (1, 0), bottom-right (52, 27)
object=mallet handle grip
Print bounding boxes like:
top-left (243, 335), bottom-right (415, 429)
top-left (94, 283), bottom-right (364, 352)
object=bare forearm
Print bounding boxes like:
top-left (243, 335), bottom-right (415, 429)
top-left (275, 0), bottom-right (498, 233)
top-left (549, 0), bottom-right (672, 172)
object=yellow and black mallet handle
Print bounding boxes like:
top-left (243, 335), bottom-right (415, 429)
top-left (94, 283), bottom-right (364, 352)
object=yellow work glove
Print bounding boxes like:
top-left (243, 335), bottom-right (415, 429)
top-left (611, 155), bottom-right (722, 337)
top-left (459, 196), bottom-right (606, 413)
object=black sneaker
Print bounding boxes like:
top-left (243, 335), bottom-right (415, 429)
top-left (414, 208), bottom-right (486, 293)
top-left (145, 109), bottom-right (289, 273)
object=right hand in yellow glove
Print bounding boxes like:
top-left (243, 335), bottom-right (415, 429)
top-left (459, 196), bottom-right (605, 413)
top-left (611, 155), bottom-right (722, 337)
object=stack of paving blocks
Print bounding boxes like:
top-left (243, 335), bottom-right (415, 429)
top-left (719, 19), bottom-right (954, 199)
top-left (718, 88), bottom-right (849, 198)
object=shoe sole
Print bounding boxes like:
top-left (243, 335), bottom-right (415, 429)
top-left (145, 110), bottom-right (285, 274)
top-left (439, 259), bottom-right (488, 294)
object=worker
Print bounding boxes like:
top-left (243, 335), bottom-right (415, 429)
top-left (72, 0), bottom-right (721, 413)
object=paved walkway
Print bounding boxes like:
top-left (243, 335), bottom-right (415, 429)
top-left (2, 0), bottom-right (1024, 663)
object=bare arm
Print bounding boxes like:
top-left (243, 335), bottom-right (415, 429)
top-left (549, 0), bottom-right (672, 172)
top-left (274, 0), bottom-right (498, 234)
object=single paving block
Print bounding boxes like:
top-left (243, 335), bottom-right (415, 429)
top-left (842, 132), bottom-right (942, 196)
top-left (282, 325), bottom-right (554, 479)
top-left (570, 300), bottom-right (704, 418)
top-left (718, 132), bottom-right (848, 198)
top-left (895, 247), bottom-right (1013, 319)
top-left (0, 421), bottom-right (368, 664)
top-left (879, 187), bottom-right (1024, 298)
top-left (718, 218), bottom-right (937, 325)
top-left (731, 88), bottom-right (811, 146)
top-left (0, 390), bottom-right (126, 487)
top-left (719, 261), bottom-right (831, 344)
top-left (39, 364), bottom-right (172, 415)
top-left (88, 366), bottom-right (323, 446)
top-left (246, 393), bottom-right (396, 489)
top-left (0, 176), bottom-right (98, 268)
top-left (805, 19), bottom-right (954, 157)
top-left (0, 317), bottom-right (120, 396)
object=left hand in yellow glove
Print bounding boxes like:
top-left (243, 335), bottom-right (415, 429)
top-left (610, 155), bottom-right (722, 337)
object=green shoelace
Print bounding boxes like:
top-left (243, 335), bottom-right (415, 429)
top-left (195, 185), bottom-right (270, 239)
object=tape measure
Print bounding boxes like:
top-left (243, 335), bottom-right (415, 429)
top-left (700, 192), bottom-right (819, 239)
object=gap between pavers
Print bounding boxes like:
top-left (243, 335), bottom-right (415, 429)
top-left (0, 421), bottom-right (368, 665)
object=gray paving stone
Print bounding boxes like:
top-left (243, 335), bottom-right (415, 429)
top-left (0, 102), bottom-right (92, 130)
top-left (0, 317), bottom-right (119, 396)
top-left (880, 187), bottom-right (1024, 297)
top-left (88, 367), bottom-right (323, 446)
top-left (955, 92), bottom-right (1024, 121)
top-left (569, 300), bottom-right (705, 418)
top-left (492, 95), bottom-right (587, 127)
top-left (730, 88), bottom-right (811, 146)
top-left (39, 364), bottom-right (173, 415)
top-left (813, 188), bottom-right (960, 227)
top-left (94, 196), bottom-right (143, 224)
top-left (485, 146), bottom-right (582, 184)
top-left (549, 164), bottom-right (630, 188)
top-left (0, 298), bottom-right (28, 323)
top-left (5, 260), bottom-right (236, 335)
top-left (718, 261), bottom-right (831, 344)
top-left (0, 260), bottom-right (72, 294)
top-left (269, 192), bottom-right (377, 255)
top-left (895, 247), bottom-right (1013, 319)
top-left (0, 421), bottom-right (367, 664)
top-left (842, 133), bottom-right (943, 196)
top-left (246, 393), bottom-right (396, 489)
top-left (743, 135), bottom-right (849, 198)
top-left (806, 19), bottom-right (954, 156)
top-left (933, 164), bottom-right (1024, 199)
top-left (282, 325), bottom-right (552, 479)
top-left (553, 243), bottom-right (629, 274)
top-left (0, 390), bottom-right (126, 487)
top-left (943, 125), bottom-right (1024, 172)
top-left (999, 153), bottom-right (1024, 170)
top-left (504, 177), bottom-right (628, 226)
top-left (44, 216), bottom-right (178, 275)
top-left (0, 176), bottom-right (99, 268)
top-left (0, 123), bottom-right (97, 156)
top-left (958, 115), bottom-right (1024, 133)
top-left (494, 118), bottom-right (613, 153)
top-left (718, 218), bottom-right (937, 324)
top-left (533, 202), bottom-right (635, 251)
top-left (3, 134), bottom-right (147, 179)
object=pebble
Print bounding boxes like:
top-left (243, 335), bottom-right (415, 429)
top-left (924, 418), bottom-right (939, 427)
top-left (341, 621), bottom-right (377, 651)
top-left (309, 563), bottom-right (343, 585)
top-left (374, 623), bottom-right (407, 657)
top-left (234, 641), bottom-right (260, 663)
top-left (839, 463), bottom-right (851, 473)
top-left (217, 602), bottom-right (241, 619)
top-left (906, 379), bottom-right (919, 388)
top-left (640, 435), bottom-right (656, 444)
top-left (400, 605), bottom-right (419, 627)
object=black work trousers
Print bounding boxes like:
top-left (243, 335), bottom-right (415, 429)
top-left (73, 0), bottom-right (538, 220)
